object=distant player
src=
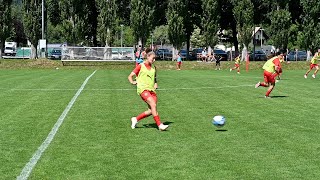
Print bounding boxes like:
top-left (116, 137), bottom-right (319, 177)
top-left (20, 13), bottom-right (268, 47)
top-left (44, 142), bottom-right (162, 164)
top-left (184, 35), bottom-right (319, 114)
top-left (304, 49), bottom-right (320, 79)
top-left (230, 54), bottom-right (241, 74)
top-left (135, 46), bottom-right (144, 67)
top-left (176, 51), bottom-right (182, 70)
top-left (215, 55), bottom-right (222, 70)
top-left (128, 51), bottom-right (169, 131)
top-left (255, 51), bottom-right (285, 98)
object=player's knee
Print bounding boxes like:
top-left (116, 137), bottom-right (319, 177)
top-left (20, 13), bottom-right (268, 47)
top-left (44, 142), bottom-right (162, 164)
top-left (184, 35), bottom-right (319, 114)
top-left (148, 101), bottom-right (156, 108)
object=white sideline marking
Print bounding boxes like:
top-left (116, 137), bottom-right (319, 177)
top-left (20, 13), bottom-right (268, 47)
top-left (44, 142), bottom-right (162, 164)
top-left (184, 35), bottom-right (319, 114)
top-left (17, 70), bottom-right (97, 180)
top-left (4, 84), bottom-right (253, 92)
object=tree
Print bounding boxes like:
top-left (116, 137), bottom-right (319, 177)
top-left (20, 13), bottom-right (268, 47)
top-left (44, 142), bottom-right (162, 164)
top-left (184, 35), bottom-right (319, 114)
top-left (130, 0), bottom-right (155, 47)
top-left (268, 7), bottom-right (292, 50)
top-left (184, 0), bottom-right (202, 53)
top-left (232, 0), bottom-right (254, 50)
top-left (82, 0), bottom-right (98, 46)
top-left (97, 0), bottom-right (118, 47)
top-left (202, 0), bottom-right (219, 47)
top-left (218, 0), bottom-right (239, 52)
top-left (23, 0), bottom-right (42, 58)
top-left (190, 25), bottom-right (205, 48)
top-left (166, 0), bottom-right (186, 49)
top-left (117, 0), bottom-right (131, 26)
top-left (47, 0), bottom-right (60, 26)
top-left (299, 0), bottom-right (320, 51)
top-left (11, 1), bottom-right (27, 46)
top-left (152, 25), bottom-right (170, 47)
top-left (57, 0), bottom-right (98, 46)
top-left (154, 0), bottom-right (169, 26)
top-left (0, 0), bottom-right (13, 57)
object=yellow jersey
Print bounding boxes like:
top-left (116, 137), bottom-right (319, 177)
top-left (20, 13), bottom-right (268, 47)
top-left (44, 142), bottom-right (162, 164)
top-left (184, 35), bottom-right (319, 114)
top-left (263, 57), bottom-right (279, 73)
top-left (235, 57), bottom-right (240, 64)
top-left (136, 63), bottom-right (156, 95)
top-left (311, 53), bottom-right (320, 64)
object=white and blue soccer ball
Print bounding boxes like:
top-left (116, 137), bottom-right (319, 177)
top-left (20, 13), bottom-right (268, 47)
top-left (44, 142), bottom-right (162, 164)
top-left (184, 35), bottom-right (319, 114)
top-left (212, 115), bottom-right (226, 127)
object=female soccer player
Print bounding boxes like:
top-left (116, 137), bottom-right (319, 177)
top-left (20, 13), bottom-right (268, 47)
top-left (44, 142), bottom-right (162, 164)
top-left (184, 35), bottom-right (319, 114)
top-left (304, 49), bottom-right (320, 79)
top-left (255, 52), bottom-right (285, 98)
top-left (128, 51), bottom-right (169, 131)
top-left (176, 51), bottom-right (182, 70)
top-left (230, 54), bottom-right (241, 74)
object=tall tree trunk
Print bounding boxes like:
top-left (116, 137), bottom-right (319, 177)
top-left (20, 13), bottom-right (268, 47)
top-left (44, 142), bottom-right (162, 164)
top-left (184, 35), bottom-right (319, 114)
top-left (186, 33), bottom-right (191, 59)
top-left (0, 41), bottom-right (3, 58)
top-left (31, 44), bottom-right (37, 59)
top-left (232, 23), bottom-right (239, 54)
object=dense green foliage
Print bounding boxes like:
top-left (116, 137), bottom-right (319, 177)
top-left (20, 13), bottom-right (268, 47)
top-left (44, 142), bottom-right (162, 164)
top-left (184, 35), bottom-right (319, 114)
top-left (23, 0), bottom-right (42, 58)
top-left (6, 0), bottom-right (320, 52)
top-left (0, 0), bottom-right (13, 56)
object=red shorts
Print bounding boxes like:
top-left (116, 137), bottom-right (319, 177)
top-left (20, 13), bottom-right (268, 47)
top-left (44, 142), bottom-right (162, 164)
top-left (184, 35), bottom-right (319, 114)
top-left (177, 61), bottom-right (182, 65)
top-left (264, 70), bottom-right (276, 84)
top-left (235, 64), bottom-right (240, 68)
top-left (140, 90), bottom-right (157, 103)
top-left (310, 64), bottom-right (319, 69)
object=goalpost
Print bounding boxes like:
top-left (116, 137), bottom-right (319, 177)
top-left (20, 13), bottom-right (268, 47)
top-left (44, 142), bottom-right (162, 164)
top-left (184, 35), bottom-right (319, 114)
top-left (61, 46), bottom-right (135, 65)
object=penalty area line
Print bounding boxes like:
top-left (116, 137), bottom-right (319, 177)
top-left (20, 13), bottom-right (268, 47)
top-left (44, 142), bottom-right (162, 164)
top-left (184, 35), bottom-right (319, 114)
top-left (17, 70), bottom-right (97, 180)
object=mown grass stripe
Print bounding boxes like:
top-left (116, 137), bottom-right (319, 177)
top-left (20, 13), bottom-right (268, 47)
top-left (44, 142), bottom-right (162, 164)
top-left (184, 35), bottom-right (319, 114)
top-left (16, 70), bottom-right (97, 180)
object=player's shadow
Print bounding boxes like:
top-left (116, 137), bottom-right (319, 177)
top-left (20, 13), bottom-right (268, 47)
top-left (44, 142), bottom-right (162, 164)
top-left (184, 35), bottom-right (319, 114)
top-left (259, 95), bottom-right (288, 98)
top-left (270, 95), bottom-right (288, 98)
top-left (142, 121), bottom-right (174, 129)
top-left (216, 129), bottom-right (228, 132)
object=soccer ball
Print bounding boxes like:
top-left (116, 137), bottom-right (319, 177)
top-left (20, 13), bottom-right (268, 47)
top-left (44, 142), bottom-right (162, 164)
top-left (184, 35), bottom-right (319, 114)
top-left (212, 115), bottom-right (226, 127)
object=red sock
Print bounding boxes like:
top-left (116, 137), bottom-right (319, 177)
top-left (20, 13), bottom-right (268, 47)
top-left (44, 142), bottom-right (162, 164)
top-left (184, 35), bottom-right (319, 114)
top-left (260, 82), bottom-right (268, 87)
top-left (136, 112), bottom-right (150, 121)
top-left (153, 115), bottom-right (161, 126)
top-left (266, 89), bottom-right (272, 96)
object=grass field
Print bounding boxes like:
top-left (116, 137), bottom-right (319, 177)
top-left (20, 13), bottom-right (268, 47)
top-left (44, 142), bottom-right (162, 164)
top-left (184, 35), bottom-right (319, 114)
top-left (1, 66), bottom-right (320, 179)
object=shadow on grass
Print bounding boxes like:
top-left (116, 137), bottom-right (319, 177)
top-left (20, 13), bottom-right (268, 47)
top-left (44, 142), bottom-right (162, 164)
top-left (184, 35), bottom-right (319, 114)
top-left (141, 121), bottom-right (174, 129)
top-left (258, 95), bottom-right (289, 98)
top-left (216, 129), bottom-right (228, 132)
top-left (270, 95), bottom-right (289, 98)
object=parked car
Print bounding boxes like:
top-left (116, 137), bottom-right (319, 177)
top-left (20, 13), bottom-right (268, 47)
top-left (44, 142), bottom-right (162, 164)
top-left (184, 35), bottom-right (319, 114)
top-left (156, 48), bottom-right (172, 60)
top-left (190, 48), bottom-right (203, 60)
top-left (249, 50), bottom-right (267, 61)
top-left (49, 49), bottom-right (62, 60)
top-left (179, 49), bottom-right (188, 59)
top-left (287, 51), bottom-right (307, 61)
top-left (213, 49), bottom-right (228, 61)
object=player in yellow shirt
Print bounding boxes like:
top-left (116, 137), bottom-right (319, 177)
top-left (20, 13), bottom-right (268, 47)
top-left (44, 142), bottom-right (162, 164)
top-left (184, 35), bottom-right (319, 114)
top-left (230, 54), bottom-right (241, 74)
top-left (128, 51), bottom-right (169, 131)
top-left (304, 49), bottom-right (320, 79)
top-left (255, 52), bottom-right (285, 98)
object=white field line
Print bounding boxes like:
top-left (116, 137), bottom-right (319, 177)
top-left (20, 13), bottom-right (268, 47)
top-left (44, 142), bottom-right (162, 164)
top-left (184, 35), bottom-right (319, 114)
top-left (3, 84), bottom-right (254, 92)
top-left (17, 70), bottom-right (97, 180)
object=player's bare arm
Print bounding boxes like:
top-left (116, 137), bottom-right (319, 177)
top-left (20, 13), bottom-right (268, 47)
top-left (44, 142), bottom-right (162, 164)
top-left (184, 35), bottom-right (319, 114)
top-left (128, 72), bottom-right (137, 85)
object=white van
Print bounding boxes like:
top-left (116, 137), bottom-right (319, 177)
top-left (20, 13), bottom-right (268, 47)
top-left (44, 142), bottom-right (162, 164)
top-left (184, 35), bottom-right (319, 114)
top-left (4, 42), bottom-right (17, 56)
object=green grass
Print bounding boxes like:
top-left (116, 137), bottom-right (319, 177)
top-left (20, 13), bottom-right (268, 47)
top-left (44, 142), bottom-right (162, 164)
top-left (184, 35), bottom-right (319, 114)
top-left (1, 67), bottom-right (320, 179)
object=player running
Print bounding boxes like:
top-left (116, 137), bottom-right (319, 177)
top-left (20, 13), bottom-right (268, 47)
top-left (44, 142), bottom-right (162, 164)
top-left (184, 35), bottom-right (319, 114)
top-left (230, 54), bottom-right (241, 74)
top-left (176, 51), bottom-right (182, 70)
top-left (304, 49), bottom-right (320, 79)
top-left (255, 51), bottom-right (285, 98)
top-left (128, 51), bottom-right (169, 131)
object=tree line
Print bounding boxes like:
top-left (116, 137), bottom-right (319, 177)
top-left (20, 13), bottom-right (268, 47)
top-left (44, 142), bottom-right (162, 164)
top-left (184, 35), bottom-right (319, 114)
top-left (1, 0), bottom-right (320, 57)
